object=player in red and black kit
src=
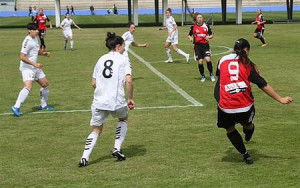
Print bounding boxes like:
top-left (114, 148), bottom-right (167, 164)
top-left (252, 8), bottom-right (267, 47)
top-left (188, 13), bottom-right (215, 82)
top-left (33, 8), bottom-right (52, 51)
top-left (214, 38), bottom-right (292, 164)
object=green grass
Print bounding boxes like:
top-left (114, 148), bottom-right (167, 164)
top-left (0, 23), bottom-right (299, 187)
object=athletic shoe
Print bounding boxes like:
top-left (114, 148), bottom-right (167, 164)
top-left (112, 148), bottom-right (126, 161)
top-left (38, 105), bottom-right (54, 111)
top-left (78, 158), bottom-right (88, 167)
top-left (10, 106), bottom-right (20, 117)
top-left (200, 75), bottom-right (206, 82)
top-left (164, 59), bottom-right (173, 63)
top-left (243, 152), bottom-right (253, 164)
top-left (261, 44), bottom-right (267, 47)
top-left (63, 45), bottom-right (66, 50)
top-left (185, 54), bottom-right (190, 63)
top-left (244, 124), bottom-right (255, 142)
top-left (210, 75), bottom-right (215, 82)
top-left (71, 48), bottom-right (74, 51)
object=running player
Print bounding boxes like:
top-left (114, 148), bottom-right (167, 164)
top-left (188, 13), bottom-right (215, 82)
top-left (78, 32), bottom-right (134, 167)
top-left (60, 13), bottom-right (81, 51)
top-left (158, 8), bottom-right (190, 63)
top-left (252, 8), bottom-right (267, 47)
top-left (33, 8), bottom-right (52, 51)
top-left (122, 21), bottom-right (148, 60)
top-left (214, 38), bottom-right (292, 164)
top-left (10, 23), bottom-right (54, 117)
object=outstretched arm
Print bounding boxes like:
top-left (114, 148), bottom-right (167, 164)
top-left (73, 22), bottom-right (82, 30)
top-left (261, 84), bottom-right (293, 104)
top-left (132, 42), bottom-right (148, 47)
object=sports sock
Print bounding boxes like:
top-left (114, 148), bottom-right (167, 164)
top-left (40, 38), bottom-right (45, 48)
top-left (114, 121), bottom-right (128, 151)
top-left (198, 64), bottom-right (204, 76)
top-left (259, 37), bottom-right (266, 44)
top-left (165, 48), bottom-right (172, 60)
top-left (227, 129), bottom-right (247, 155)
top-left (176, 48), bottom-right (188, 57)
top-left (206, 61), bottom-right (213, 75)
top-left (40, 87), bottom-right (49, 108)
top-left (14, 88), bottom-right (30, 108)
top-left (70, 40), bottom-right (74, 49)
top-left (81, 132), bottom-right (99, 161)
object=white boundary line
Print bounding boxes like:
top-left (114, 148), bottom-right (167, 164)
top-left (0, 105), bottom-right (200, 116)
top-left (129, 49), bottom-right (203, 107)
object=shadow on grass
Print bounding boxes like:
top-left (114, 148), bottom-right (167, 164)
top-left (30, 103), bottom-right (60, 112)
top-left (221, 147), bottom-right (294, 163)
top-left (89, 144), bottom-right (146, 165)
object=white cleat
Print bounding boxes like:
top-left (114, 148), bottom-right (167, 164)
top-left (185, 54), bottom-right (190, 63)
top-left (164, 59), bottom-right (173, 63)
top-left (210, 75), bottom-right (215, 82)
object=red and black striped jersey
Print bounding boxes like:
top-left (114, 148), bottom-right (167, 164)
top-left (256, 14), bottom-right (265, 30)
top-left (34, 14), bottom-right (50, 30)
top-left (188, 23), bottom-right (212, 44)
top-left (214, 53), bottom-right (267, 113)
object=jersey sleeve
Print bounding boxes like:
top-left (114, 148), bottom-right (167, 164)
top-left (249, 65), bottom-right (267, 88)
top-left (216, 59), bottom-right (221, 76)
top-left (122, 32), bottom-right (128, 41)
top-left (170, 17), bottom-right (176, 25)
top-left (125, 59), bottom-right (132, 76)
top-left (20, 38), bottom-right (30, 55)
top-left (60, 19), bottom-right (65, 26)
top-left (188, 25), bottom-right (194, 36)
top-left (46, 16), bottom-right (50, 22)
top-left (207, 24), bottom-right (213, 35)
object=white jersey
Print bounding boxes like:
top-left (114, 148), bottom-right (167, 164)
top-left (92, 51), bottom-right (132, 111)
top-left (122, 31), bottom-right (134, 57)
top-left (19, 35), bottom-right (39, 71)
top-left (61, 18), bottom-right (73, 33)
top-left (166, 16), bottom-right (177, 33)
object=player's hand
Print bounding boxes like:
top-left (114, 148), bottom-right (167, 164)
top-left (127, 100), bottom-right (134, 110)
top-left (79, 28), bottom-right (82, 31)
top-left (279, 97), bottom-right (293, 104)
top-left (143, 43), bottom-right (148, 47)
top-left (158, 27), bottom-right (163, 30)
top-left (35, 63), bottom-right (43, 69)
top-left (43, 52), bottom-right (50, 57)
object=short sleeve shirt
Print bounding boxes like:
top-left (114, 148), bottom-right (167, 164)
top-left (19, 35), bottom-right (39, 70)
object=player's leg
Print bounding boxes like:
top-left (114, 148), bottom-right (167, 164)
top-left (164, 41), bottom-right (173, 62)
top-left (259, 29), bottom-right (266, 46)
top-left (36, 71), bottom-right (54, 110)
top-left (79, 107), bottom-right (108, 167)
top-left (39, 30), bottom-right (46, 50)
top-left (195, 44), bottom-right (205, 81)
top-left (204, 55), bottom-right (215, 82)
top-left (171, 35), bottom-right (190, 63)
top-left (241, 106), bottom-right (255, 142)
top-left (69, 35), bottom-right (74, 50)
top-left (11, 80), bottom-right (33, 117)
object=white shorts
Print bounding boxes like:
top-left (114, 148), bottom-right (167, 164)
top-left (166, 31), bottom-right (178, 45)
top-left (90, 105), bottom-right (128, 126)
top-left (21, 68), bottom-right (46, 82)
top-left (63, 30), bottom-right (73, 39)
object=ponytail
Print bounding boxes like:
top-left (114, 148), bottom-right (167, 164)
top-left (105, 32), bottom-right (124, 51)
top-left (234, 38), bottom-right (255, 67)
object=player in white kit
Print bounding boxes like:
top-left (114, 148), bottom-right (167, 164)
top-left (60, 13), bottom-right (81, 51)
top-left (158, 8), bottom-right (190, 63)
top-left (122, 21), bottom-right (148, 60)
top-left (78, 32), bottom-right (134, 167)
top-left (10, 23), bottom-right (54, 117)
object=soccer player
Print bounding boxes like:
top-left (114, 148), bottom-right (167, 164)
top-left (122, 21), bottom-right (148, 60)
top-left (60, 13), bottom-right (81, 51)
top-left (252, 8), bottom-right (267, 47)
top-left (78, 32), bottom-right (134, 167)
top-left (10, 23), bottom-right (54, 117)
top-left (188, 13), bottom-right (215, 82)
top-left (33, 8), bottom-right (52, 51)
top-left (31, 6), bottom-right (38, 21)
top-left (214, 38), bottom-right (292, 164)
top-left (158, 8), bottom-right (190, 63)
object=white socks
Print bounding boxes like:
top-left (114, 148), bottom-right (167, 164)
top-left (14, 88), bottom-right (30, 108)
top-left (70, 40), bottom-right (74, 49)
top-left (176, 48), bottom-right (188, 57)
top-left (165, 48), bottom-right (172, 60)
top-left (81, 132), bottom-right (99, 161)
top-left (40, 87), bottom-right (49, 108)
top-left (114, 121), bottom-right (128, 151)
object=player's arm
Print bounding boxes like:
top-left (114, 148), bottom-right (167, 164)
top-left (206, 25), bottom-right (214, 40)
top-left (47, 17), bottom-right (52, 29)
top-left (132, 42), bottom-right (148, 47)
top-left (38, 50), bottom-right (50, 57)
top-left (19, 53), bottom-right (43, 69)
top-left (73, 22), bottom-right (82, 30)
top-left (125, 74), bottom-right (134, 110)
top-left (188, 26), bottom-right (194, 42)
top-left (158, 26), bottom-right (167, 30)
top-left (91, 78), bottom-right (96, 89)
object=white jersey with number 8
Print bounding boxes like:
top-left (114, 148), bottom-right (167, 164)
top-left (92, 51), bottom-right (132, 111)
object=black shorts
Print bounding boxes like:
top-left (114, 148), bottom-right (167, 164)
top-left (38, 30), bottom-right (46, 38)
top-left (254, 28), bottom-right (264, 37)
top-left (217, 105), bottom-right (255, 129)
top-left (194, 43), bottom-right (211, 60)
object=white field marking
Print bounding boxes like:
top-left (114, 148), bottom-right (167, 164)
top-left (149, 45), bottom-right (233, 64)
top-left (129, 49), bottom-right (203, 107)
top-left (0, 105), bottom-right (200, 116)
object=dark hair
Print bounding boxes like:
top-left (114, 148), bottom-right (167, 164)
top-left (65, 13), bottom-right (69, 18)
top-left (166, 8), bottom-right (172, 13)
top-left (234, 38), bottom-right (254, 66)
top-left (127, 21), bottom-right (134, 28)
top-left (27, 23), bottom-right (37, 30)
top-left (105, 32), bottom-right (124, 51)
top-left (193, 12), bottom-right (202, 22)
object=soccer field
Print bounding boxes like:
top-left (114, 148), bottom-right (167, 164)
top-left (0, 24), bottom-right (299, 187)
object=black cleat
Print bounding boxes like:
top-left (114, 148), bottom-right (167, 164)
top-left (243, 152), bottom-right (253, 164)
top-left (112, 148), bottom-right (126, 161)
top-left (244, 124), bottom-right (255, 142)
top-left (78, 158), bottom-right (88, 167)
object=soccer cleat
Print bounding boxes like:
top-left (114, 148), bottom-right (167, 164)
top-left (78, 158), bottom-right (88, 167)
top-left (185, 54), bottom-right (190, 63)
top-left (261, 44), bottom-right (267, 47)
top-left (243, 152), bottom-right (253, 164)
top-left (112, 148), bottom-right (126, 161)
top-left (164, 59), bottom-right (173, 63)
top-left (38, 105), bottom-right (54, 111)
top-left (244, 124), bottom-right (255, 142)
top-left (210, 75), bottom-right (215, 82)
top-left (63, 45), bottom-right (66, 50)
top-left (10, 106), bottom-right (20, 117)
top-left (71, 48), bottom-right (74, 51)
top-left (200, 75), bottom-right (206, 82)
